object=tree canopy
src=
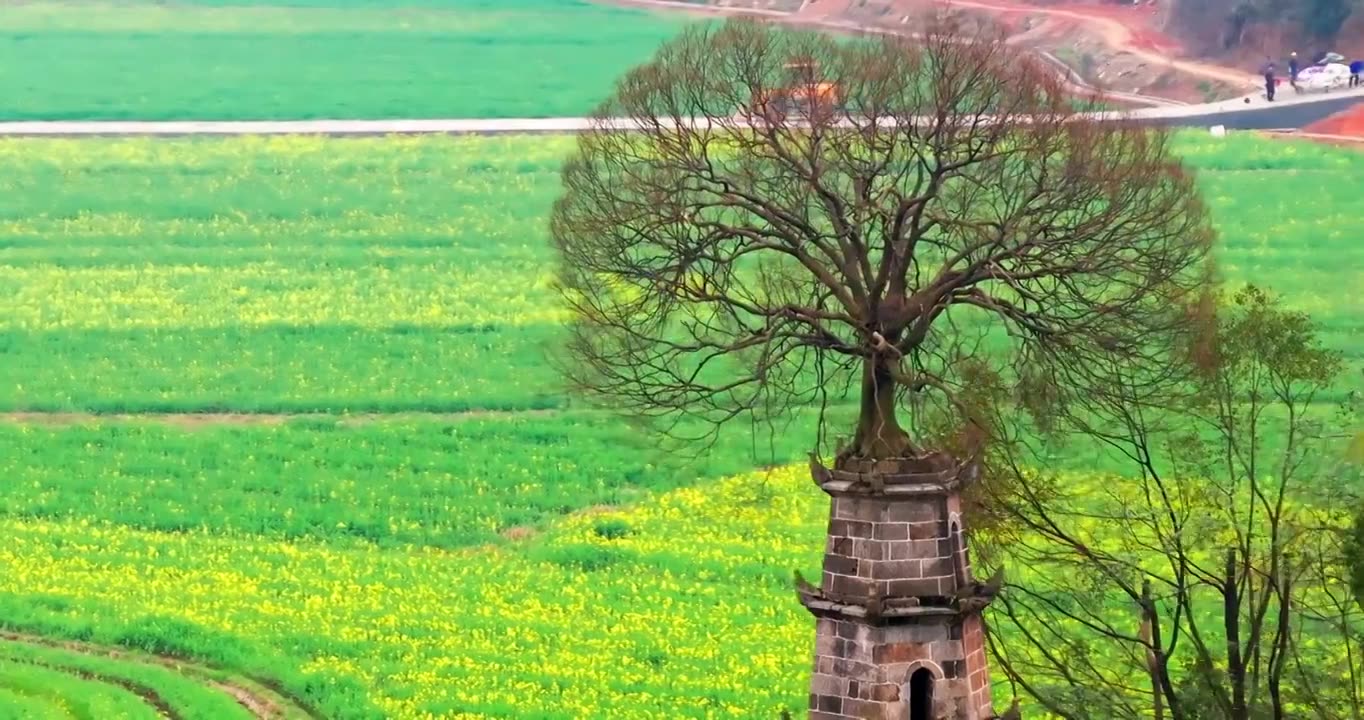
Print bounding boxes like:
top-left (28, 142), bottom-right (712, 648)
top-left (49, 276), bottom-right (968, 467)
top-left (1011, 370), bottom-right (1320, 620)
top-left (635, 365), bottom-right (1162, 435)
top-left (551, 15), bottom-right (1214, 465)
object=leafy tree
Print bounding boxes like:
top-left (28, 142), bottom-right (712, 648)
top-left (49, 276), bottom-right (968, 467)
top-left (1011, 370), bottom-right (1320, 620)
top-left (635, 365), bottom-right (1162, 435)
top-left (991, 286), bottom-right (1364, 720)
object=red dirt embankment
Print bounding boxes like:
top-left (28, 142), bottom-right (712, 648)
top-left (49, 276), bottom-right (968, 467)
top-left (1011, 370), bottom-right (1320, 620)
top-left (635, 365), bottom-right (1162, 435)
top-left (962, 0), bottom-right (1180, 53)
top-left (1303, 103), bottom-right (1364, 136)
top-left (1292, 102), bottom-right (1364, 148)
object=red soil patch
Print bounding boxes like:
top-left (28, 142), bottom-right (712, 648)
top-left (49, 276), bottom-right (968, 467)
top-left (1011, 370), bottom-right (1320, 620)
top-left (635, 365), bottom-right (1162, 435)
top-left (947, 0), bottom-right (1183, 54)
top-left (1302, 102), bottom-right (1364, 137)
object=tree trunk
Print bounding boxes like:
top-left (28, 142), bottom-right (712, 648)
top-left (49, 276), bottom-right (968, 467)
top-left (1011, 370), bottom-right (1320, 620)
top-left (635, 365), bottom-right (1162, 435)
top-left (1143, 581), bottom-right (1166, 720)
top-left (1226, 549), bottom-right (1249, 720)
top-left (852, 355), bottom-right (911, 460)
top-left (1269, 560), bottom-right (1290, 720)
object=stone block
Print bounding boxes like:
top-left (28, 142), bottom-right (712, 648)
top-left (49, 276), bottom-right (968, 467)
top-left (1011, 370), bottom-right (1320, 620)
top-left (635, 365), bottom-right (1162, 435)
top-left (817, 631), bottom-right (837, 656)
top-left (886, 542), bottom-right (916, 561)
top-left (886, 577), bottom-right (943, 597)
top-left (832, 657), bottom-right (877, 678)
top-left (848, 498), bottom-right (891, 523)
top-left (874, 523), bottom-right (910, 541)
top-left (929, 640), bottom-right (965, 664)
top-left (823, 553), bottom-right (859, 577)
top-left (833, 638), bottom-right (875, 664)
top-left (840, 698), bottom-right (883, 719)
top-left (868, 683), bottom-right (901, 702)
top-left (853, 538), bottom-right (887, 561)
top-left (911, 539), bottom-right (947, 560)
top-left (923, 557), bottom-right (955, 578)
top-left (828, 536), bottom-right (853, 555)
top-left (815, 693), bottom-right (843, 713)
top-left (816, 654), bottom-right (836, 675)
top-left (876, 559), bottom-right (923, 579)
top-left (811, 673), bottom-right (846, 697)
top-left (830, 519), bottom-right (874, 539)
top-left (908, 521), bottom-right (941, 540)
top-left (873, 642), bottom-right (929, 664)
top-left (902, 501), bottom-right (943, 524)
top-left (829, 573), bottom-right (874, 598)
top-left (935, 576), bottom-right (959, 596)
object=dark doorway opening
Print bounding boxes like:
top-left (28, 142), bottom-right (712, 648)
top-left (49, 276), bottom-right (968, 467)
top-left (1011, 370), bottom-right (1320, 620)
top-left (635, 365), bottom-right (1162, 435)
top-left (909, 668), bottom-right (934, 720)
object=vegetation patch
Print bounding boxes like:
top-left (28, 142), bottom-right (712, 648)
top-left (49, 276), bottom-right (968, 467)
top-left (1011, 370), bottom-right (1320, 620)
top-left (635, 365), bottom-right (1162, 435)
top-left (0, 0), bottom-right (683, 121)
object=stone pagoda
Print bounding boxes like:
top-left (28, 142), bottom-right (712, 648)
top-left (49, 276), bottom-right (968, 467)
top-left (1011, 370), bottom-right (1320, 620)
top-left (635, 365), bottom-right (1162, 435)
top-left (798, 452), bottom-right (1000, 720)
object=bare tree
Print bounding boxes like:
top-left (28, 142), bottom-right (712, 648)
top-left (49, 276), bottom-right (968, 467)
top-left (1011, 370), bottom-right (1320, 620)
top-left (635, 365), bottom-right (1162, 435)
top-left (550, 14), bottom-right (1214, 463)
top-left (988, 286), bottom-right (1364, 719)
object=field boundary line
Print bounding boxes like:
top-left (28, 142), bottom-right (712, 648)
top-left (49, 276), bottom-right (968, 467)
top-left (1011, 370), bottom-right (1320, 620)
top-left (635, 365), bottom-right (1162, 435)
top-left (0, 630), bottom-right (320, 720)
top-left (0, 409), bottom-right (563, 427)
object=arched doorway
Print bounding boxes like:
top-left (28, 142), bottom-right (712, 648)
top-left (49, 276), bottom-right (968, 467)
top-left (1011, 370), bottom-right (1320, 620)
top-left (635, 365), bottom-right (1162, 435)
top-left (909, 668), bottom-right (934, 720)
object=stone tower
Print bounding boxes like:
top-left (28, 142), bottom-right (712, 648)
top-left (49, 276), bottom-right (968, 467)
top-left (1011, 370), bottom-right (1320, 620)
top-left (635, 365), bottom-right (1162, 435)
top-left (798, 452), bottom-right (997, 720)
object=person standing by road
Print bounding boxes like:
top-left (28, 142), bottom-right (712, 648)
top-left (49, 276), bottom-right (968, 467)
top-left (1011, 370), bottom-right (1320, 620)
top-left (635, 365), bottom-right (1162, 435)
top-left (1263, 61), bottom-right (1277, 101)
top-left (1289, 52), bottom-right (1300, 92)
top-left (1351, 59), bottom-right (1363, 88)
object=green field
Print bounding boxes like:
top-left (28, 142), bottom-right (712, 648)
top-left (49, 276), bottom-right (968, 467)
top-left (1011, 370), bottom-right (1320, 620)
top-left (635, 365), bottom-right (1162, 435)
top-left (0, 0), bottom-right (681, 121)
top-left (0, 133), bottom-right (1362, 717)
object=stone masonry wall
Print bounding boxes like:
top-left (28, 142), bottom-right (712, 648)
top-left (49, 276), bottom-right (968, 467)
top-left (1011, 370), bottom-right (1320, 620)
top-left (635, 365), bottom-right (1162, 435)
top-left (821, 494), bottom-right (963, 602)
top-left (808, 615), bottom-right (986, 720)
top-left (962, 615), bottom-right (993, 716)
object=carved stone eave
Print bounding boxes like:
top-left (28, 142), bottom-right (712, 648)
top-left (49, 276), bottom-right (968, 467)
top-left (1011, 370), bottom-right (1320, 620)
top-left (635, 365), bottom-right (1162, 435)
top-left (800, 595), bottom-right (962, 622)
top-left (820, 477), bottom-right (963, 496)
top-left (809, 452), bottom-right (980, 496)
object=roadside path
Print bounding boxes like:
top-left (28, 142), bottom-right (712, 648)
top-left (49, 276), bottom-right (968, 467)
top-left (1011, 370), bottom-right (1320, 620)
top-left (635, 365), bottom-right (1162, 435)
top-left (1, 83), bottom-right (1360, 137)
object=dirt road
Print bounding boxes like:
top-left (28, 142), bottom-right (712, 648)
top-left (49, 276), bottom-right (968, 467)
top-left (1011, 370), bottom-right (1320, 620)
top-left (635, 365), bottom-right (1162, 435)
top-left (619, 0), bottom-right (1261, 98)
top-left (941, 0), bottom-right (1259, 90)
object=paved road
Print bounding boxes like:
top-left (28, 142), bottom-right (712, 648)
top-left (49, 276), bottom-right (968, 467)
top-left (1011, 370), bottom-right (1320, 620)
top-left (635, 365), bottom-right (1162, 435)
top-left (0, 86), bottom-right (1359, 137)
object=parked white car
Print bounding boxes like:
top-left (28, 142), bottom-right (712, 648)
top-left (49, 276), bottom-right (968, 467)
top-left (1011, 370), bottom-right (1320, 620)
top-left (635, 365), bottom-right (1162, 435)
top-left (1296, 63), bottom-right (1352, 92)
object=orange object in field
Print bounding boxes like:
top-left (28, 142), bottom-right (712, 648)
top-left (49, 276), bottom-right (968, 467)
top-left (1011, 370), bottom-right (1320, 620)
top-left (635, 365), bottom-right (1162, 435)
top-left (745, 59), bottom-right (843, 120)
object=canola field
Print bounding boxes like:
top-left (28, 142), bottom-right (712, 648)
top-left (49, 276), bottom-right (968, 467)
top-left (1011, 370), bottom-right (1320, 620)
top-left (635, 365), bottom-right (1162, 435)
top-left (0, 0), bottom-right (681, 121)
top-left (0, 133), bottom-right (1361, 718)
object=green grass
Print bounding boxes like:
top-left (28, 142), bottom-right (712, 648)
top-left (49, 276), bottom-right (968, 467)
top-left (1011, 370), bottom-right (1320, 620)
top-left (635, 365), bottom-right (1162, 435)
top-left (0, 660), bottom-right (158, 720)
top-left (0, 412), bottom-right (823, 548)
top-left (0, 689), bottom-right (68, 720)
top-left (0, 0), bottom-right (682, 121)
top-left (0, 642), bottom-right (256, 720)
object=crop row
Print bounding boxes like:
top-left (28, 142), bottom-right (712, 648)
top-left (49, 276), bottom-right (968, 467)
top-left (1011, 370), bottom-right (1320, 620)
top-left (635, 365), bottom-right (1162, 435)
top-left (1, 135), bottom-right (1361, 415)
top-left (3, 460), bottom-right (1358, 719)
top-left (0, 467), bottom-right (833, 719)
top-left (0, 413), bottom-right (826, 548)
top-left (0, 641), bottom-right (258, 720)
